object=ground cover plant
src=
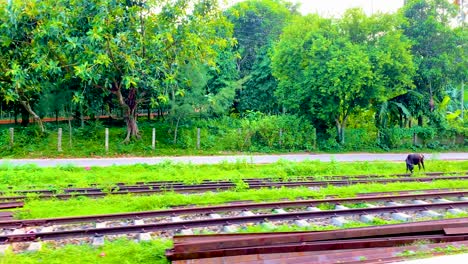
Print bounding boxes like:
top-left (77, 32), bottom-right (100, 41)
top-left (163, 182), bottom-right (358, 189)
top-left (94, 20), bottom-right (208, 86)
top-left (0, 159), bottom-right (467, 191)
top-left (1, 160), bottom-right (467, 263)
top-left (14, 180), bottom-right (468, 219)
top-left (0, 238), bottom-right (172, 264)
top-left (2, 213), bottom-right (467, 263)
top-left (397, 244), bottom-right (468, 260)
top-left (0, 121), bottom-right (466, 158)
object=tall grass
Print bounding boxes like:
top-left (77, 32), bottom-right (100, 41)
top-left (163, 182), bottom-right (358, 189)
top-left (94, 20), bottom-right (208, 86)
top-left (0, 160), bottom-right (466, 191)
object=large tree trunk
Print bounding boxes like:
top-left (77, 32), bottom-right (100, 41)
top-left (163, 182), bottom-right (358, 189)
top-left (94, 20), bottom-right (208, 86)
top-left (114, 86), bottom-right (140, 142)
top-left (335, 115), bottom-right (348, 144)
top-left (20, 105), bottom-right (30, 127)
top-left (125, 108), bottom-right (140, 142)
top-left (20, 100), bottom-right (44, 133)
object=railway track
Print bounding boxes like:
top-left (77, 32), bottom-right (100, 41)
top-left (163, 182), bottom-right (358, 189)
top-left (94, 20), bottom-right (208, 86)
top-left (1, 172), bottom-right (466, 201)
top-left (168, 220), bottom-right (468, 263)
top-left (0, 201), bottom-right (23, 210)
top-left (1, 190), bottom-right (468, 245)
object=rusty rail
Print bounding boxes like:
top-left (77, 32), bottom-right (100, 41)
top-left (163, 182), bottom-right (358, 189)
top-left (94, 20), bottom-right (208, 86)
top-left (0, 201), bottom-right (23, 209)
top-left (1, 190), bottom-right (467, 228)
top-left (2, 199), bottom-right (468, 243)
top-left (1, 212), bottom-right (468, 244)
top-left (12, 171), bottom-right (458, 190)
top-left (171, 240), bottom-right (468, 264)
top-left (167, 219), bottom-right (468, 261)
top-left (169, 234), bottom-right (468, 260)
top-left (1, 174), bottom-right (467, 201)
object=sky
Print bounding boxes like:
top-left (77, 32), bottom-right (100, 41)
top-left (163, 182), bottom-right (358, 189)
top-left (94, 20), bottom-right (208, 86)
top-left (226, 0), bottom-right (406, 17)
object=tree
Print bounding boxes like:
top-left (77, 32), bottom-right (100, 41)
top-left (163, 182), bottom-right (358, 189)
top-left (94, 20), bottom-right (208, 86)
top-left (226, 0), bottom-right (296, 113)
top-left (56, 0), bottom-right (232, 142)
top-left (400, 0), bottom-right (463, 126)
top-left (272, 9), bottom-right (414, 143)
top-left (168, 60), bottom-right (236, 144)
top-left (0, 0), bottom-right (53, 132)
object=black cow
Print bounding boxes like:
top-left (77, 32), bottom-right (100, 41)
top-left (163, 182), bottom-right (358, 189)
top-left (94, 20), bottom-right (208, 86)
top-left (405, 153), bottom-right (425, 174)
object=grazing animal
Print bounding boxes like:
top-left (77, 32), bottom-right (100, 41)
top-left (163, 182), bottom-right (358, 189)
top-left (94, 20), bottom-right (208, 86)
top-left (405, 154), bottom-right (425, 174)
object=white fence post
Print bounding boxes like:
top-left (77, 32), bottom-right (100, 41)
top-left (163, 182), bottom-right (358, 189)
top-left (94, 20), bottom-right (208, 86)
top-left (58, 128), bottom-right (62, 152)
top-left (152, 128), bottom-right (156, 150)
top-left (105, 128), bottom-right (109, 152)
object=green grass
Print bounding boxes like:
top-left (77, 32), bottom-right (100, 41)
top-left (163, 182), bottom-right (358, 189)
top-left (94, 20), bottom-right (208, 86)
top-left (1, 159), bottom-right (467, 263)
top-left (3, 217), bottom-right (467, 264)
top-left (1, 119), bottom-right (467, 158)
top-left (3, 212), bottom-right (468, 263)
top-left (14, 180), bottom-right (468, 219)
top-left (397, 244), bottom-right (468, 259)
top-left (0, 159), bottom-right (467, 191)
top-left (0, 123), bottom-right (202, 158)
top-left (0, 238), bottom-right (171, 264)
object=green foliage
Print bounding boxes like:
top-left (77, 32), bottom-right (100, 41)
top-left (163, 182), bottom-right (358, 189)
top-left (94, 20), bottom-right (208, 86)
top-left (12, 177), bottom-right (468, 219)
top-left (74, 120), bottom-right (105, 141)
top-left (378, 126), bottom-right (436, 149)
top-left (226, 0), bottom-right (295, 113)
top-left (176, 114), bottom-right (315, 151)
top-left (1, 0), bottom-right (467, 151)
top-left (272, 9), bottom-right (414, 144)
top-left (1, 159), bottom-right (467, 203)
top-left (400, 0), bottom-right (465, 126)
top-left (0, 115), bottom-right (466, 158)
top-left (0, 238), bottom-right (171, 264)
top-left (0, 0), bottom-right (235, 141)
top-left (344, 129), bottom-right (378, 151)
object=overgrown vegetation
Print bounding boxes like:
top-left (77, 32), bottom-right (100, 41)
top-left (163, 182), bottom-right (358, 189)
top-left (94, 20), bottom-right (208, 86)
top-left (1, 160), bottom-right (467, 191)
top-left (2, 209), bottom-right (468, 263)
top-left (0, 0), bottom-right (466, 152)
top-left (12, 179), bottom-right (468, 219)
top-left (0, 160), bottom-right (467, 262)
top-left (0, 238), bottom-right (171, 264)
top-left (0, 114), bottom-right (467, 158)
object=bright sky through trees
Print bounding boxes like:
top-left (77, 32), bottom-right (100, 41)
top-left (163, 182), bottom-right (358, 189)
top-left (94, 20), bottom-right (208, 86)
top-left (226, 0), bottom-right (405, 17)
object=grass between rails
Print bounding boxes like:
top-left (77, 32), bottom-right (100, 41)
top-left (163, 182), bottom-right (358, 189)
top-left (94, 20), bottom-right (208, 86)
top-left (0, 159), bottom-right (467, 191)
top-left (1, 160), bottom-right (468, 263)
top-left (3, 184), bottom-right (468, 263)
top-left (2, 215), bottom-right (468, 264)
top-left (15, 180), bottom-right (468, 219)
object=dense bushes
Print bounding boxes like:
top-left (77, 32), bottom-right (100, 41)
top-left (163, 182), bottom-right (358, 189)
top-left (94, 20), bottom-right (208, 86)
top-left (316, 125), bottom-right (465, 152)
top-left (178, 114), bottom-right (316, 152)
top-left (0, 114), bottom-right (466, 158)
